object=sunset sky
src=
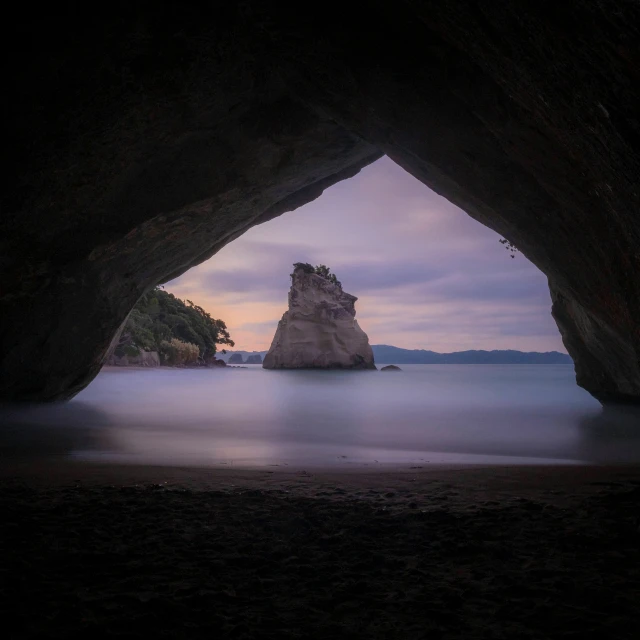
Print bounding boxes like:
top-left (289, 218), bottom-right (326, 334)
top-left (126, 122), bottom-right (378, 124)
top-left (166, 157), bottom-right (566, 354)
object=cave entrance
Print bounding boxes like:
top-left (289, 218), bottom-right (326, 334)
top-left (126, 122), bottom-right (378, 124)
top-left (4, 1), bottom-right (639, 406)
top-left (163, 157), bottom-right (565, 362)
top-left (58, 155), bottom-right (620, 470)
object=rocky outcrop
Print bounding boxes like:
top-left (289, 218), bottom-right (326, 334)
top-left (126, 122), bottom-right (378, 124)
top-left (245, 355), bottom-right (263, 365)
top-left (107, 351), bottom-right (160, 368)
top-left (228, 354), bottom-right (245, 365)
top-left (2, 2), bottom-right (639, 404)
top-left (206, 357), bottom-right (227, 367)
top-left (381, 365), bottom-right (402, 372)
top-left (263, 265), bottom-right (375, 370)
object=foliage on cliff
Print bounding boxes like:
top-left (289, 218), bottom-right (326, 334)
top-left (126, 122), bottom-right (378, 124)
top-left (159, 338), bottom-right (200, 366)
top-left (114, 288), bottom-right (234, 362)
top-left (293, 263), bottom-right (342, 288)
top-left (499, 238), bottom-right (520, 258)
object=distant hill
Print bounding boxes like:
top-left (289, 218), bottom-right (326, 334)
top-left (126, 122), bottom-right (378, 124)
top-left (219, 346), bottom-right (573, 365)
top-left (371, 345), bottom-right (573, 365)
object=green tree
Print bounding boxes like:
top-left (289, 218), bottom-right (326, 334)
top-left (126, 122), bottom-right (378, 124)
top-left (313, 264), bottom-right (341, 287)
top-left (115, 288), bottom-right (234, 360)
top-left (159, 338), bottom-right (200, 365)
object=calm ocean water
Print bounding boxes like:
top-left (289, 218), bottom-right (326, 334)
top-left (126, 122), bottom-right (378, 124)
top-left (2, 365), bottom-right (639, 467)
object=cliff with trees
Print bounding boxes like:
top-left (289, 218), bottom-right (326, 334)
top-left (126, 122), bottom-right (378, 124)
top-left (109, 288), bottom-right (234, 366)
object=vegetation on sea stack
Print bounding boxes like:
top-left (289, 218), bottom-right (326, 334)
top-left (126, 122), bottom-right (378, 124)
top-left (293, 263), bottom-right (342, 288)
top-left (114, 288), bottom-right (234, 364)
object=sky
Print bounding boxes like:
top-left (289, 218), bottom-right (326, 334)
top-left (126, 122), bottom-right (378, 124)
top-left (166, 157), bottom-right (566, 354)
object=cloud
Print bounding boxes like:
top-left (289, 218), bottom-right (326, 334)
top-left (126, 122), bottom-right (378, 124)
top-left (370, 307), bottom-right (557, 338)
top-left (333, 261), bottom-right (447, 293)
top-left (237, 319), bottom-right (281, 332)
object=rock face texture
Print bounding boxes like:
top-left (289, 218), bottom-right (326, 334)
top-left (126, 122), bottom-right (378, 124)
top-left (263, 266), bottom-right (375, 370)
top-left (2, 2), bottom-right (639, 404)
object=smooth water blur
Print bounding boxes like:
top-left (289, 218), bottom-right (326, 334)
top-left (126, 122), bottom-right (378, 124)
top-left (1, 365), bottom-right (639, 467)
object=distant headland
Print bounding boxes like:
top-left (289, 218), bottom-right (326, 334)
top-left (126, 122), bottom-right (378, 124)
top-left (220, 345), bottom-right (573, 365)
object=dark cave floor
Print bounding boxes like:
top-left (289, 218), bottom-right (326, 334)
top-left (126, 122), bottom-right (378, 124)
top-left (1, 464), bottom-right (639, 639)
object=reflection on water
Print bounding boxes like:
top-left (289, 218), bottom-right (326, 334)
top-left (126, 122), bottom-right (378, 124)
top-left (1, 365), bottom-right (639, 467)
top-left (0, 401), bottom-right (112, 457)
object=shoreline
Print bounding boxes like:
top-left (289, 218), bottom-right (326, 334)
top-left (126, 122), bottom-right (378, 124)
top-left (3, 457), bottom-right (639, 500)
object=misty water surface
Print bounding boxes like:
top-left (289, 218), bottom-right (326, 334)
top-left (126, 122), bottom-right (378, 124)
top-left (1, 365), bottom-right (639, 467)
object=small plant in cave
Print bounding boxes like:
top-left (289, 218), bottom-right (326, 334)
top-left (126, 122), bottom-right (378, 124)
top-left (499, 238), bottom-right (520, 258)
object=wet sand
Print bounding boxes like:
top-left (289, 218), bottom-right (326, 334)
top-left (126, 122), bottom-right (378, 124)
top-left (2, 461), bottom-right (640, 639)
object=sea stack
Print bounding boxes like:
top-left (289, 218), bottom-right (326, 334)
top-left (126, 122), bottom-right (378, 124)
top-left (263, 263), bottom-right (376, 370)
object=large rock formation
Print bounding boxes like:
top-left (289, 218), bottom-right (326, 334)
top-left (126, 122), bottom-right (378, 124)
top-left (2, 2), bottom-right (639, 404)
top-left (228, 354), bottom-right (245, 365)
top-left (263, 265), bottom-right (375, 370)
top-left (245, 355), bottom-right (263, 365)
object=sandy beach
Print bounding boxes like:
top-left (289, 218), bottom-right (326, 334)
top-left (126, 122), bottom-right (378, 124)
top-left (2, 460), bottom-right (639, 639)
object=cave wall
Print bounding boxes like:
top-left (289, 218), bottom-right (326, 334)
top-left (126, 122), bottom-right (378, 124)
top-left (246, 0), bottom-right (640, 404)
top-left (1, 4), bottom-right (379, 401)
top-left (2, 1), bottom-right (639, 403)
